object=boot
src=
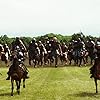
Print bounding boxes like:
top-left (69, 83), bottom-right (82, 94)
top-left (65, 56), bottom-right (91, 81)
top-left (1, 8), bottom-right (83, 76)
top-left (90, 75), bottom-right (93, 78)
top-left (25, 71), bottom-right (29, 79)
top-left (6, 71), bottom-right (10, 80)
top-left (25, 75), bottom-right (29, 79)
top-left (6, 75), bottom-right (10, 80)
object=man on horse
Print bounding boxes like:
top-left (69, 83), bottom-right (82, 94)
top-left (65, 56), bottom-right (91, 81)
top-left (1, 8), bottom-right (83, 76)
top-left (2, 44), bottom-right (11, 65)
top-left (6, 38), bottom-right (29, 80)
top-left (73, 38), bottom-right (85, 66)
top-left (50, 37), bottom-right (62, 67)
top-left (28, 38), bottom-right (40, 66)
top-left (38, 40), bottom-right (47, 65)
top-left (90, 38), bottom-right (100, 78)
top-left (0, 44), bottom-right (4, 60)
top-left (60, 42), bottom-right (68, 65)
top-left (85, 38), bottom-right (96, 64)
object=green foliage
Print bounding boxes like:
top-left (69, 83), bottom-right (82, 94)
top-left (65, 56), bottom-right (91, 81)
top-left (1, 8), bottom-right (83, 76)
top-left (0, 35), bottom-right (14, 46)
top-left (36, 33), bottom-right (72, 43)
top-left (0, 32), bottom-right (98, 46)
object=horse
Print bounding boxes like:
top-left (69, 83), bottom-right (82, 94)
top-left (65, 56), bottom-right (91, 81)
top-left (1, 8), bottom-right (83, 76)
top-left (90, 58), bottom-right (100, 93)
top-left (72, 49), bottom-right (87, 67)
top-left (67, 49), bottom-right (74, 65)
top-left (28, 50), bottom-right (40, 67)
top-left (85, 41), bottom-right (96, 64)
top-left (60, 52), bottom-right (68, 65)
top-left (77, 49), bottom-right (88, 67)
top-left (10, 56), bottom-right (26, 96)
top-left (1, 50), bottom-right (10, 66)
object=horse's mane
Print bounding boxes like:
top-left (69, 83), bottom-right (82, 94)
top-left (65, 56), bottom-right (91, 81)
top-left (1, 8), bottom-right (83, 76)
top-left (9, 56), bottom-right (20, 77)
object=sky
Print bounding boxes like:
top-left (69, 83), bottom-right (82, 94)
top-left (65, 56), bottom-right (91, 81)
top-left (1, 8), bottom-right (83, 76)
top-left (0, 0), bottom-right (100, 37)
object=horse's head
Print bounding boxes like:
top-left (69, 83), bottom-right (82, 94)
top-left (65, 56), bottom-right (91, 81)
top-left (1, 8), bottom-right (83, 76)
top-left (12, 55), bottom-right (19, 67)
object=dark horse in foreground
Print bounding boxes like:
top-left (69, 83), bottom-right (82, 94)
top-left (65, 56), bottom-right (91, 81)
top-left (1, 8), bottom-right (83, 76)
top-left (10, 56), bottom-right (26, 96)
top-left (90, 58), bottom-right (100, 93)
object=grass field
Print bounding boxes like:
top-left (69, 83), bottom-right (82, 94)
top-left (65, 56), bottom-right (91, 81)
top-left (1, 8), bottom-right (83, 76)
top-left (0, 65), bottom-right (100, 100)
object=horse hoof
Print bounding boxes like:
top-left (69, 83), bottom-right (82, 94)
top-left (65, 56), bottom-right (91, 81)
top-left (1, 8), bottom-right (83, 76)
top-left (11, 93), bottom-right (13, 96)
top-left (96, 91), bottom-right (98, 93)
top-left (84, 64), bottom-right (86, 66)
top-left (55, 65), bottom-right (57, 68)
top-left (18, 91), bottom-right (20, 95)
top-left (23, 85), bottom-right (25, 88)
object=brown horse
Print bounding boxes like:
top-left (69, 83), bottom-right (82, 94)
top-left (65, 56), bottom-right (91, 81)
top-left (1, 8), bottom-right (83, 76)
top-left (90, 58), bottom-right (100, 93)
top-left (10, 56), bottom-right (26, 96)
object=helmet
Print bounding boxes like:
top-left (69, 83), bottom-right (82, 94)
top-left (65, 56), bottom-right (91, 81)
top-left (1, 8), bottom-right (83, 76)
top-left (88, 37), bottom-right (92, 42)
top-left (35, 43), bottom-right (38, 47)
top-left (47, 41), bottom-right (49, 44)
top-left (53, 37), bottom-right (58, 42)
top-left (16, 37), bottom-right (20, 41)
top-left (16, 46), bottom-right (20, 51)
top-left (96, 41), bottom-right (100, 46)
top-left (32, 38), bottom-right (36, 43)
top-left (77, 38), bottom-right (81, 42)
top-left (38, 41), bottom-right (42, 44)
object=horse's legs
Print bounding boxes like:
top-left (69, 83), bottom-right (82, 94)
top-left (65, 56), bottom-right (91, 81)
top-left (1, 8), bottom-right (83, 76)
top-left (15, 80), bottom-right (19, 94)
top-left (85, 56), bottom-right (88, 63)
top-left (74, 59), bottom-right (78, 66)
top-left (90, 55), bottom-right (94, 65)
top-left (23, 79), bottom-right (25, 88)
top-left (55, 55), bottom-right (58, 68)
top-left (83, 57), bottom-right (86, 66)
top-left (94, 78), bottom-right (98, 93)
top-left (69, 59), bottom-right (71, 65)
top-left (11, 79), bottom-right (14, 96)
top-left (40, 56), bottom-right (43, 66)
top-left (5, 59), bottom-right (8, 64)
top-left (60, 56), bottom-right (63, 65)
top-left (91, 58), bottom-right (93, 65)
top-left (74, 57), bottom-right (77, 66)
top-left (44, 54), bottom-right (48, 65)
top-left (17, 80), bottom-right (21, 95)
top-left (29, 58), bottom-right (31, 65)
top-left (79, 57), bottom-right (82, 67)
top-left (34, 59), bottom-right (37, 68)
top-left (50, 56), bottom-right (54, 66)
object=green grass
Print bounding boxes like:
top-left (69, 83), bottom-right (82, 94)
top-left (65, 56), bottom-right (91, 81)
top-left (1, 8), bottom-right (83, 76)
top-left (0, 66), bottom-right (100, 100)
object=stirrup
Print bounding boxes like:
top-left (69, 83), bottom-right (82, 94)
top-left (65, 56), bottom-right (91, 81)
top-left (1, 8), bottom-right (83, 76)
top-left (25, 76), bottom-right (29, 79)
top-left (6, 77), bottom-right (10, 80)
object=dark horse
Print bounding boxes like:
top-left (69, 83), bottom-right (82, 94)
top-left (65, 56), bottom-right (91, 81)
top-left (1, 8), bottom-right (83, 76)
top-left (73, 49), bottom-right (87, 67)
top-left (49, 50), bottom-right (59, 68)
top-left (10, 56), bottom-right (26, 96)
top-left (90, 58), bottom-right (100, 93)
top-left (67, 49), bottom-right (74, 65)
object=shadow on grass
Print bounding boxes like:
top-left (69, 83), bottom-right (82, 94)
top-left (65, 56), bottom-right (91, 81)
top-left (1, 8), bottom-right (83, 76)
top-left (0, 92), bottom-right (18, 96)
top-left (69, 92), bottom-right (100, 97)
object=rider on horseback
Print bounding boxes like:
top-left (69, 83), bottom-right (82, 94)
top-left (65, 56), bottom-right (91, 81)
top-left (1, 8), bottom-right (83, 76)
top-left (90, 38), bottom-right (100, 78)
top-left (6, 38), bottom-right (29, 80)
top-left (28, 38), bottom-right (40, 65)
top-left (49, 37), bottom-right (62, 67)
top-left (73, 38), bottom-right (84, 57)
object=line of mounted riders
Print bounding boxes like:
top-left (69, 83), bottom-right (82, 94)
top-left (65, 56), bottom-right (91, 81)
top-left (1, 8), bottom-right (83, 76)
top-left (0, 36), bottom-right (100, 94)
top-left (0, 37), bottom-right (100, 79)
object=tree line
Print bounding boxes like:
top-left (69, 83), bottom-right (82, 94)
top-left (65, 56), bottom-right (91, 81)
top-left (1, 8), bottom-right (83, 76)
top-left (0, 33), bottom-right (99, 47)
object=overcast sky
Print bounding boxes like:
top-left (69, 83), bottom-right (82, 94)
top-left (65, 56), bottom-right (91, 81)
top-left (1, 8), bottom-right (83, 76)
top-left (0, 0), bottom-right (100, 37)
